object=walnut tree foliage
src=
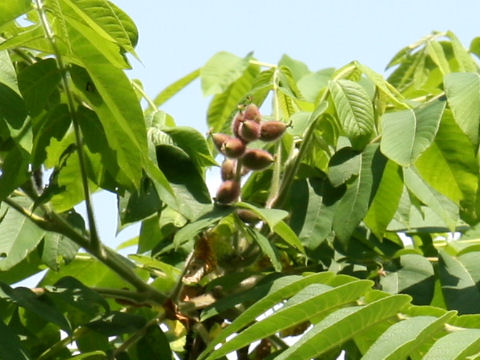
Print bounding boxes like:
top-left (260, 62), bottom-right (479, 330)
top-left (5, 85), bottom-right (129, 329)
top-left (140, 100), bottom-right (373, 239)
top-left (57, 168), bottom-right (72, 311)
top-left (2, 1), bottom-right (480, 359)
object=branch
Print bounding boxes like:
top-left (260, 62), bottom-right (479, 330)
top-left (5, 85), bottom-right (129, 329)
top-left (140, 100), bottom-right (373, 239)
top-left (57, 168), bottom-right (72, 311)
top-left (34, 0), bottom-right (100, 251)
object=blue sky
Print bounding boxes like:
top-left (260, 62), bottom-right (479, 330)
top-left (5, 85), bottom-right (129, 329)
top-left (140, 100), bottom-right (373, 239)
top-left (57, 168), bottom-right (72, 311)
top-left (56, 1), bottom-right (480, 261)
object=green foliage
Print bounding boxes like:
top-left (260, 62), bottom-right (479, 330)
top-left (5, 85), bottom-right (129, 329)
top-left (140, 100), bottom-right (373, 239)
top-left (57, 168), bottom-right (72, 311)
top-left (2, 2), bottom-right (480, 359)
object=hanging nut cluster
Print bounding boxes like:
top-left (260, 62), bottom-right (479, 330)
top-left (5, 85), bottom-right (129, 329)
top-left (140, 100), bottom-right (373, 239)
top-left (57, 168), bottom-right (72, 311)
top-left (211, 103), bottom-right (288, 204)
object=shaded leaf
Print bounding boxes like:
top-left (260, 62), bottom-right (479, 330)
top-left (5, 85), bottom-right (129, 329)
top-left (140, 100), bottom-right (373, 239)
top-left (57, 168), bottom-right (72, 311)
top-left (86, 311), bottom-right (146, 336)
top-left (332, 144), bottom-right (378, 243)
top-left (404, 167), bottom-right (458, 231)
top-left (0, 282), bottom-right (71, 332)
top-left (380, 254), bottom-right (435, 305)
top-left (439, 250), bottom-right (480, 314)
top-left (328, 147), bottom-right (361, 187)
top-left (364, 160), bottom-right (403, 238)
top-left (0, 320), bottom-right (31, 360)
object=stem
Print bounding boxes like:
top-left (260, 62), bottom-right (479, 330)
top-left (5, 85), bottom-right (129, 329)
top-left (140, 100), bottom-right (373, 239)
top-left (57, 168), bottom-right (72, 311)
top-left (132, 80), bottom-right (158, 112)
top-left (37, 327), bottom-right (88, 360)
top-left (249, 59), bottom-right (277, 68)
top-left (35, 0), bottom-right (100, 251)
top-left (266, 68), bottom-right (283, 208)
top-left (3, 197), bottom-right (167, 303)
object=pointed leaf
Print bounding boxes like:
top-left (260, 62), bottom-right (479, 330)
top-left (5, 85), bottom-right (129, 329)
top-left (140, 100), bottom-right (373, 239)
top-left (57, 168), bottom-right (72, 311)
top-left (207, 63), bottom-right (259, 134)
top-left (329, 79), bottom-right (375, 149)
top-left (274, 294), bottom-right (411, 360)
top-left (423, 328), bottom-right (480, 360)
top-left (445, 72), bottom-right (480, 150)
top-left (380, 98), bottom-right (446, 166)
top-left (447, 31), bottom-right (477, 72)
top-left (0, 282), bottom-right (71, 332)
top-left (198, 272), bottom-right (335, 360)
top-left (273, 220), bottom-right (304, 253)
top-left (426, 41), bottom-right (451, 74)
top-left (206, 280), bottom-right (372, 360)
top-left (249, 228), bottom-right (281, 272)
top-left (201, 52), bottom-right (252, 96)
top-left (332, 144), bottom-right (378, 243)
top-left (0, 199), bottom-right (45, 271)
top-left (415, 110), bottom-right (478, 222)
top-left (364, 160), bottom-right (403, 238)
top-left (0, 320), bottom-right (31, 360)
top-left (439, 250), bottom-right (480, 314)
top-left (404, 167), bottom-right (458, 230)
top-left (153, 68), bottom-right (200, 107)
top-left (235, 202), bottom-right (288, 230)
top-left (362, 311), bottom-right (456, 360)
top-left (59, 0), bottom-right (138, 54)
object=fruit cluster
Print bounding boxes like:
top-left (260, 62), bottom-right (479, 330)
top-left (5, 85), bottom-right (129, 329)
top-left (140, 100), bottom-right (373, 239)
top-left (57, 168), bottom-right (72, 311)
top-left (211, 104), bottom-right (288, 204)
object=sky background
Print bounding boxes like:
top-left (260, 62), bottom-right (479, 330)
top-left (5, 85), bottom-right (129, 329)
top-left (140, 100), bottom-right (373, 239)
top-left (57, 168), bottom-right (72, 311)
top-left (21, 1), bottom-right (480, 285)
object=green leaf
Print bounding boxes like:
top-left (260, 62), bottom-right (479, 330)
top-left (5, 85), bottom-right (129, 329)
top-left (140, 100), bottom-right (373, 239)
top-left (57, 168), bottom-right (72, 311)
top-left (362, 312), bottom-right (456, 359)
top-left (328, 147), bottom-right (361, 187)
top-left (297, 68), bottom-right (334, 103)
top-left (423, 328), bottom-right (480, 360)
top-left (380, 98), bottom-right (446, 166)
top-left (355, 62), bottom-right (407, 108)
top-left (59, 0), bottom-right (138, 54)
top-left (40, 253), bottom-right (142, 290)
top-left (86, 311), bottom-right (146, 336)
top-left (41, 232), bottom-right (79, 271)
top-left (17, 58), bottom-right (61, 116)
top-left (0, 50), bottom-right (21, 94)
top-left (444, 72), bottom-right (480, 148)
top-left (133, 325), bottom-right (172, 360)
top-left (249, 228), bottom-right (281, 271)
top-left (447, 31), bottom-right (477, 72)
top-left (161, 126), bottom-right (217, 171)
top-left (404, 167), bottom-right (458, 231)
top-left (364, 160), bottom-right (403, 238)
top-left (31, 104), bottom-right (71, 167)
top-left (235, 202), bottom-right (288, 230)
top-left (415, 110), bottom-right (478, 222)
top-left (0, 198), bottom-right (45, 271)
top-left (201, 51), bottom-right (252, 96)
top-left (173, 205), bottom-right (232, 248)
top-left (278, 54), bottom-right (310, 81)
top-left (155, 144), bottom-right (211, 220)
top-left (0, 282), bottom-right (71, 332)
top-left (289, 177), bottom-right (341, 250)
top-left (273, 220), bottom-right (304, 253)
top-left (45, 276), bottom-right (110, 328)
top-left (426, 40), bottom-right (451, 74)
top-left (153, 68), bottom-right (200, 107)
top-left (0, 320), bottom-right (31, 360)
top-left (329, 79), bottom-right (375, 149)
top-left (205, 280), bottom-right (372, 360)
top-left (439, 250), bottom-right (480, 314)
top-left (69, 63), bottom-right (148, 189)
top-left (332, 144), bottom-right (378, 243)
top-left (274, 294), bottom-right (411, 360)
top-left (207, 63), bottom-right (260, 134)
top-left (0, 0), bottom-right (32, 28)
top-left (380, 254), bottom-right (435, 305)
top-left (198, 272), bottom-right (335, 360)
top-left (0, 83), bottom-right (27, 132)
top-left (0, 144), bottom-right (30, 202)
